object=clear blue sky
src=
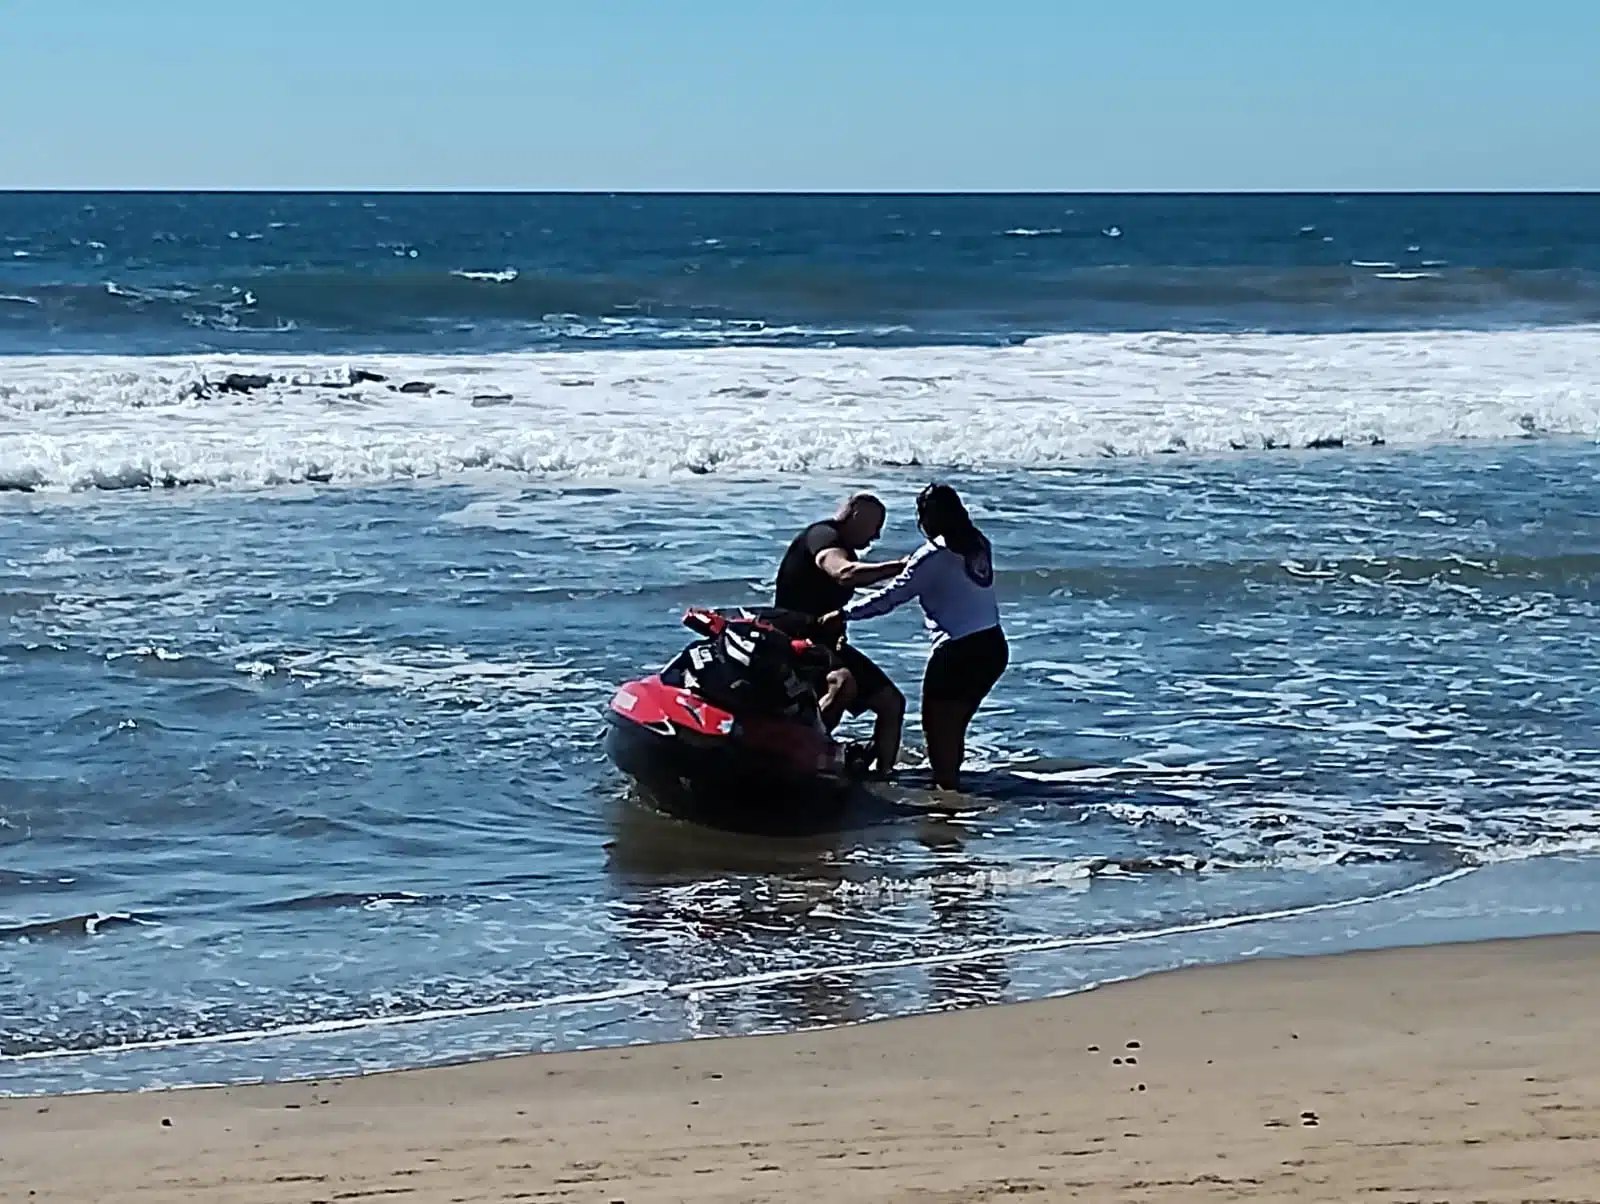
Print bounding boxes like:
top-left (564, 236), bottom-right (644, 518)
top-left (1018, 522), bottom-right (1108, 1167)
top-left (2, 0), bottom-right (1595, 190)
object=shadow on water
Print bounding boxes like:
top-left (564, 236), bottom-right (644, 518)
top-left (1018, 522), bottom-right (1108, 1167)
top-left (601, 757), bottom-right (1201, 884)
top-left (601, 786), bottom-right (991, 884)
top-left (876, 758), bottom-right (1202, 817)
top-left (603, 793), bottom-right (878, 882)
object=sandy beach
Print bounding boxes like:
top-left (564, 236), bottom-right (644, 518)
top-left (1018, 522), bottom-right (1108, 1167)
top-left (4, 933), bottom-right (1598, 1203)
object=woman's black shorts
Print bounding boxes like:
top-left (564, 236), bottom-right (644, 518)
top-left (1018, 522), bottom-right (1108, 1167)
top-left (923, 625), bottom-right (1009, 710)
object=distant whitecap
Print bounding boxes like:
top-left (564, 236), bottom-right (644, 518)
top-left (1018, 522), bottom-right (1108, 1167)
top-left (450, 269), bottom-right (519, 284)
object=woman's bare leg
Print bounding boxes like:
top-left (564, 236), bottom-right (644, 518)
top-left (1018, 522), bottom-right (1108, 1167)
top-left (922, 697), bottom-right (976, 791)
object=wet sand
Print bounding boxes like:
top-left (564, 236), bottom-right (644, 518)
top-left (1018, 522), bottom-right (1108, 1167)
top-left (4, 934), bottom-right (1598, 1202)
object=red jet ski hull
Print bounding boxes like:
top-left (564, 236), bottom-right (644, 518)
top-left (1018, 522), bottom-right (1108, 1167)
top-left (605, 674), bottom-right (862, 837)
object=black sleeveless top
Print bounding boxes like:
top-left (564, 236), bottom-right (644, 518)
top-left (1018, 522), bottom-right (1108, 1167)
top-left (774, 521), bottom-right (854, 617)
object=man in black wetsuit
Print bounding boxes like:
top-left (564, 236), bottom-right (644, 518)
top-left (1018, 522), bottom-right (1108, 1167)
top-left (774, 492), bottom-right (908, 777)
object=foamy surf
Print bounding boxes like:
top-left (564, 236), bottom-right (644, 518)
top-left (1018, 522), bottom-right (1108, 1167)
top-left (4, 326), bottom-right (1598, 494)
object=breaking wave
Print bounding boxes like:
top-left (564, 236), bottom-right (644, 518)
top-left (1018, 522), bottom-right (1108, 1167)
top-left (3, 326), bottom-right (1597, 493)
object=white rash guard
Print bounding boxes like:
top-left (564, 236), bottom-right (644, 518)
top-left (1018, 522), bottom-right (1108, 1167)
top-left (842, 538), bottom-right (1001, 649)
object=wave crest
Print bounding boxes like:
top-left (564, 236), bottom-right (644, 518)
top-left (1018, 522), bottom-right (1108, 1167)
top-left (3, 327), bottom-right (1598, 493)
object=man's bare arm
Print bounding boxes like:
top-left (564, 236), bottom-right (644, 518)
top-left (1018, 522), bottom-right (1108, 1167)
top-left (816, 547), bottom-right (907, 590)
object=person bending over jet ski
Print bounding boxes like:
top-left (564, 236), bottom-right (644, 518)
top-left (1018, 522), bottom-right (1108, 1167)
top-left (818, 483), bottom-right (1009, 792)
top-left (773, 491), bottom-right (909, 778)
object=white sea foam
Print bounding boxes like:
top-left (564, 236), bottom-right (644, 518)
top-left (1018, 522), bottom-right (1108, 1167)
top-left (0, 865), bottom-right (1478, 1067)
top-left (1, 327), bottom-right (1598, 493)
top-left (449, 268), bottom-right (519, 283)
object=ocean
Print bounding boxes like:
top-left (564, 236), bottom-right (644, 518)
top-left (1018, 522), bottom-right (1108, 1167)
top-left (3, 192), bottom-right (1599, 1095)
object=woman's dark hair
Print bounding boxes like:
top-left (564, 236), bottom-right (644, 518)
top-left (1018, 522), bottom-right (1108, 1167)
top-left (916, 482), bottom-right (993, 586)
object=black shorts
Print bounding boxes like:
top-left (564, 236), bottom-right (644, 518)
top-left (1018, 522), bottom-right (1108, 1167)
top-left (834, 641), bottom-right (894, 714)
top-left (923, 625), bottom-right (1009, 710)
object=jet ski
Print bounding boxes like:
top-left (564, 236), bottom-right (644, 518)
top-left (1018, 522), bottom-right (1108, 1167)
top-left (604, 606), bottom-right (881, 836)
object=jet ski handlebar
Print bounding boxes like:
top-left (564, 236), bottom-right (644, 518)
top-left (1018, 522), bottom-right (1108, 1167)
top-left (681, 606), bottom-right (840, 657)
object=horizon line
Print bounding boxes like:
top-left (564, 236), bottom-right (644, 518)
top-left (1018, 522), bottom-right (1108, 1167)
top-left (2, 187), bottom-right (1598, 198)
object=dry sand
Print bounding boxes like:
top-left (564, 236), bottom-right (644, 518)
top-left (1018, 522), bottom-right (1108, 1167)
top-left (4, 934), bottom-right (1599, 1202)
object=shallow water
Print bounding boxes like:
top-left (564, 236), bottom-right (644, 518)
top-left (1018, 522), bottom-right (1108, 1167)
top-left (5, 436), bottom-right (1599, 1093)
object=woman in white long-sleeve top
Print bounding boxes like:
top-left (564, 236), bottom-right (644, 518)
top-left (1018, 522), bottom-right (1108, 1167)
top-left (821, 483), bottom-right (1009, 791)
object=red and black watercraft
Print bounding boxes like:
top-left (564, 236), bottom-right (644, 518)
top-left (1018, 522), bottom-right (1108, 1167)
top-left (604, 606), bottom-right (883, 836)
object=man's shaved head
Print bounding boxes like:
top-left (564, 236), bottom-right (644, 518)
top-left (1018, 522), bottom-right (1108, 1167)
top-left (835, 491), bottom-right (884, 521)
top-left (834, 492), bottom-right (887, 549)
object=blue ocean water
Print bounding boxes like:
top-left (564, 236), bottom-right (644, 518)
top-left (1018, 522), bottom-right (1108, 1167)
top-left (4, 192), bottom-right (1600, 355)
top-left (3, 193), bottom-right (1599, 1095)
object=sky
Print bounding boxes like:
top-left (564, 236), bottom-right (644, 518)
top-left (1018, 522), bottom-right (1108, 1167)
top-left (1, 0), bottom-right (1596, 191)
